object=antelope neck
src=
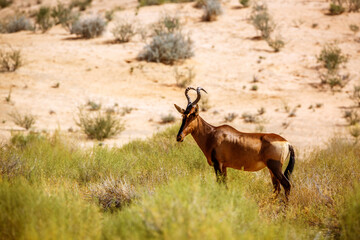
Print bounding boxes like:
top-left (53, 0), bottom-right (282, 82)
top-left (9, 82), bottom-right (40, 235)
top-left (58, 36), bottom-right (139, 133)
top-left (191, 116), bottom-right (214, 156)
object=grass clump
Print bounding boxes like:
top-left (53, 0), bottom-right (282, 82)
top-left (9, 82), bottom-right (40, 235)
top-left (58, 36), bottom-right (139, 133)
top-left (349, 24), bottom-right (359, 35)
top-left (35, 6), bottom-right (53, 33)
top-left (329, 3), bottom-right (345, 15)
top-left (0, 47), bottom-right (22, 72)
top-left (160, 113), bottom-right (176, 124)
top-left (0, 0), bottom-right (12, 8)
top-left (317, 44), bottom-right (347, 72)
top-left (351, 83), bottom-right (360, 106)
top-left (2, 15), bottom-right (33, 33)
top-left (138, 0), bottom-right (193, 7)
top-left (88, 176), bottom-right (136, 212)
top-left (76, 108), bottom-right (124, 140)
top-left (250, 2), bottom-right (275, 40)
top-left (266, 36), bottom-right (285, 52)
top-left (340, 184), bottom-right (360, 239)
top-left (202, 0), bottom-right (223, 22)
top-left (51, 2), bottom-right (79, 31)
top-left (239, 0), bottom-right (250, 8)
top-left (9, 111), bottom-right (36, 130)
top-left (174, 66), bottom-right (195, 88)
top-left (112, 21), bottom-right (136, 43)
top-left (70, 15), bottom-right (106, 39)
top-left (70, 0), bottom-right (92, 11)
top-left (137, 15), bottom-right (193, 64)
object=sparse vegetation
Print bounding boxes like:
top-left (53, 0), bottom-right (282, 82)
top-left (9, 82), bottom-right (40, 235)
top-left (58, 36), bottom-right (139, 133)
top-left (224, 112), bottom-right (238, 122)
top-left (344, 110), bottom-right (360, 125)
top-left (349, 24), bottom-right (359, 35)
top-left (241, 112), bottom-right (258, 123)
top-left (137, 15), bottom-right (193, 64)
top-left (35, 6), bottom-right (53, 33)
top-left (9, 111), bottom-right (36, 130)
top-left (87, 100), bottom-right (101, 111)
top-left (0, 47), bottom-right (22, 72)
top-left (174, 66), bottom-right (195, 88)
top-left (329, 3), bottom-right (345, 15)
top-left (266, 36), bottom-right (285, 52)
top-left (202, 0), bottom-right (223, 22)
top-left (239, 0), bottom-right (250, 8)
top-left (317, 44), bottom-right (347, 72)
top-left (138, 0), bottom-right (194, 7)
top-left (51, 2), bottom-right (79, 30)
top-left (2, 15), bottom-right (33, 33)
top-left (0, 0), bottom-right (12, 8)
top-left (76, 108), bottom-right (124, 140)
top-left (70, 0), bottom-right (92, 11)
top-left (70, 15), bottom-right (106, 39)
top-left (351, 83), bottom-right (360, 106)
top-left (250, 2), bottom-right (275, 40)
top-left (161, 113), bottom-right (175, 124)
top-left (112, 21), bottom-right (136, 43)
top-left (348, 0), bottom-right (360, 12)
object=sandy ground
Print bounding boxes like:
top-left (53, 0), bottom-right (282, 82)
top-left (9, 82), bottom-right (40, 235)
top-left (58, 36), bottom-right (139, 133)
top-left (1, 0), bottom-right (360, 154)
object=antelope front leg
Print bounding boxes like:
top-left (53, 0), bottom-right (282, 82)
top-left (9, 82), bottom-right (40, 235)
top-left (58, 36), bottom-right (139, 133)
top-left (211, 150), bottom-right (227, 184)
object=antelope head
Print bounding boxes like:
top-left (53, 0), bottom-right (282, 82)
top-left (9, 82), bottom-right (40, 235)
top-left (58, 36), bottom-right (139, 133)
top-left (174, 87), bottom-right (207, 142)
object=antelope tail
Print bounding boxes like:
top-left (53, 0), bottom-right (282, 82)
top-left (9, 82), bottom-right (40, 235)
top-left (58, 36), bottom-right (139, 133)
top-left (284, 145), bottom-right (295, 180)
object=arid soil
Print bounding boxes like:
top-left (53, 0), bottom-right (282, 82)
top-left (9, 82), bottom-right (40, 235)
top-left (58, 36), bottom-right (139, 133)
top-left (1, 0), bottom-right (359, 153)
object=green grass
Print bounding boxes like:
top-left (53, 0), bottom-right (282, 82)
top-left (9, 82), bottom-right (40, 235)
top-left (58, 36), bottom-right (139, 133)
top-left (0, 126), bottom-right (359, 239)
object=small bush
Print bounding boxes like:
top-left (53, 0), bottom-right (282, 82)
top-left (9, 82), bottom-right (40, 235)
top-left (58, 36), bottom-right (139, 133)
top-left (35, 6), bottom-right (53, 32)
top-left (239, 0), bottom-right (250, 7)
top-left (161, 113), bottom-right (175, 124)
top-left (138, 0), bottom-right (193, 7)
top-left (86, 100), bottom-right (101, 111)
top-left (88, 176), bottom-right (136, 212)
top-left (329, 3), bottom-right (345, 15)
top-left (241, 112), bottom-right (258, 123)
top-left (70, 15), bottom-right (106, 39)
top-left (112, 21), bottom-right (136, 43)
top-left (137, 32), bottom-right (194, 64)
top-left (9, 111), bottom-right (36, 130)
top-left (174, 66), bottom-right (195, 88)
top-left (266, 36), bottom-right (285, 52)
top-left (76, 109), bottom-right (124, 140)
top-left (317, 44), bottom-right (347, 72)
top-left (343, 110), bottom-right (360, 125)
top-left (3, 16), bottom-right (33, 33)
top-left (202, 0), bottom-right (223, 22)
top-left (0, 0), bottom-right (12, 8)
top-left (349, 24), bottom-right (359, 35)
top-left (349, 124), bottom-right (360, 141)
top-left (51, 2), bottom-right (79, 30)
top-left (152, 15), bottom-right (181, 35)
top-left (70, 0), bottom-right (92, 11)
top-left (0, 47), bottom-right (22, 72)
top-left (224, 112), bottom-right (238, 122)
top-left (250, 2), bottom-right (275, 39)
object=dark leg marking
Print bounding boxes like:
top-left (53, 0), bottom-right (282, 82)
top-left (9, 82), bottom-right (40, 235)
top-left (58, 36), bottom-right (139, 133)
top-left (267, 159), bottom-right (291, 200)
top-left (211, 149), bottom-right (226, 184)
top-left (269, 170), bottom-right (281, 196)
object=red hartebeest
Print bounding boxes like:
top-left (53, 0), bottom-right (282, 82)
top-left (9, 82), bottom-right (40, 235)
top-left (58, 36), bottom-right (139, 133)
top-left (174, 87), bottom-right (295, 199)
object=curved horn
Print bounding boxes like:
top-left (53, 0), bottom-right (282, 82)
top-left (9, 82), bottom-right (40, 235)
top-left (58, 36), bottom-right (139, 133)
top-left (185, 87), bottom-right (196, 105)
top-left (192, 87), bottom-right (207, 106)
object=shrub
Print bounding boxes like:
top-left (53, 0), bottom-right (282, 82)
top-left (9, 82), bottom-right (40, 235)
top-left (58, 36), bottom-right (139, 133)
top-left (0, 0), bottom-right (12, 8)
top-left (343, 110), bottom-right (360, 125)
top-left (4, 16), bottom-right (33, 33)
top-left (88, 176), bottom-right (136, 212)
top-left (266, 36), bottom-right (285, 52)
top-left (70, 15), bottom-right (106, 38)
top-left (86, 100), bottom-right (101, 111)
top-left (351, 83), bottom-right (360, 106)
top-left (0, 47), bottom-right (22, 72)
top-left (51, 2), bottom-right (79, 30)
top-left (138, 0), bottom-right (193, 7)
top-left (241, 112), bottom-right (258, 123)
top-left (225, 112), bottom-right (238, 122)
top-left (174, 66), bottom-right (195, 88)
top-left (137, 32), bottom-right (194, 64)
top-left (161, 113), bottom-right (175, 124)
top-left (76, 109), bottom-right (124, 140)
top-left (239, 0), bottom-right (250, 7)
top-left (349, 24), bottom-right (359, 35)
top-left (202, 0), bottom-right (223, 22)
top-left (152, 15), bottom-right (181, 35)
top-left (250, 2), bottom-right (275, 39)
top-left (70, 0), bottom-right (92, 11)
top-left (8, 111), bottom-right (36, 130)
top-left (112, 21), bottom-right (136, 43)
top-left (35, 6), bottom-right (53, 32)
top-left (317, 44), bottom-right (347, 72)
top-left (329, 3), bottom-right (345, 15)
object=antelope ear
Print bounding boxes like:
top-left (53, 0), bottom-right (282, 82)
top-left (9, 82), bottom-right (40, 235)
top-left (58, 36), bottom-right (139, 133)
top-left (174, 104), bottom-right (185, 114)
